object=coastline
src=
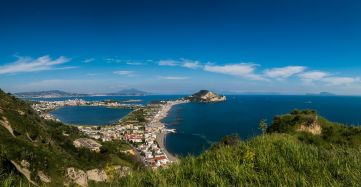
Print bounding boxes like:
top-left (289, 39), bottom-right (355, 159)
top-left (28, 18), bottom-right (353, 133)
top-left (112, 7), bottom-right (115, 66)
top-left (154, 100), bottom-right (188, 162)
top-left (156, 131), bottom-right (178, 162)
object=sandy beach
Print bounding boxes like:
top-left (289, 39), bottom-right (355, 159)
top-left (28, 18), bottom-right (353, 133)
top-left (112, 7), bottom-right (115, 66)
top-left (156, 131), bottom-right (178, 162)
top-left (153, 100), bottom-right (188, 162)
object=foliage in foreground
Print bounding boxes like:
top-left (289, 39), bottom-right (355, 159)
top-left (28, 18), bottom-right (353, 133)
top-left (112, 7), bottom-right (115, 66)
top-left (112, 134), bottom-right (361, 186)
top-left (107, 110), bottom-right (361, 187)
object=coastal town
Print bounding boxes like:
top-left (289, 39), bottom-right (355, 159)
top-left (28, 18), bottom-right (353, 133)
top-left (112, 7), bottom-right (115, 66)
top-left (77, 99), bottom-right (188, 169)
top-left (31, 90), bottom-right (224, 169)
top-left (32, 98), bottom-right (189, 169)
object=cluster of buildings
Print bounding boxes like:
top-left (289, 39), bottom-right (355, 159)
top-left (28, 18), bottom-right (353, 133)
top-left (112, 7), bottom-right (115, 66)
top-left (32, 99), bottom-right (87, 113)
top-left (78, 102), bottom-right (184, 169)
top-left (33, 98), bottom-right (188, 169)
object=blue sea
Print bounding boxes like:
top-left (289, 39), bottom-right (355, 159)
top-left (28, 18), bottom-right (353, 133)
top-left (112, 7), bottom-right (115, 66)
top-left (162, 95), bottom-right (361, 156)
top-left (44, 95), bottom-right (361, 156)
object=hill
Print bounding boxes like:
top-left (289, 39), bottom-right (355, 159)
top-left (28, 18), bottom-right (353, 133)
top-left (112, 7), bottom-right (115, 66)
top-left (0, 89), bottom-right (141, 186)
top-left (185, 90), bottom-right (226, 102)
top-left (14, 90), bottom-right (88, 98)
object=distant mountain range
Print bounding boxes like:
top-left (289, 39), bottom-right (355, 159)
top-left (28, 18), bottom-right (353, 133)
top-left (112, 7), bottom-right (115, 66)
top-left (14, 90), bottom-right (88, 98)
top-left (14, 89), bottom-right (151, 98)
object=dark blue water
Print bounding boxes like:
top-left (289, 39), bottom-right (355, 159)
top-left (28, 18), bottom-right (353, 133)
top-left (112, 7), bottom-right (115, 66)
top-left (51, 106), bottom-right (132, 125)
top-left (163, 95), bottom-right (361, 157)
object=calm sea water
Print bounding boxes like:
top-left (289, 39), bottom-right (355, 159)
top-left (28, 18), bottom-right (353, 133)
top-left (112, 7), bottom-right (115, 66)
top-left (162, 95), bottom-right (361, 156)
top-left (42, 95), bottom-right (361, 156)
top-left (51, 106), bottom-right (132, 125)
top-left (47, 95), bottom-right (181, 125)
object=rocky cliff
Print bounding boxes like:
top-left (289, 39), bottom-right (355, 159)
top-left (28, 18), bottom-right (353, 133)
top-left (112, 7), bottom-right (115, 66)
top-left (185, 90), bottom-right (226, 102)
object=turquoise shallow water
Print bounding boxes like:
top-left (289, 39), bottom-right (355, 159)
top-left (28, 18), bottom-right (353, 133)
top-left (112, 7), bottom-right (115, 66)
top-left (162, 95), bottom-right (361, 156)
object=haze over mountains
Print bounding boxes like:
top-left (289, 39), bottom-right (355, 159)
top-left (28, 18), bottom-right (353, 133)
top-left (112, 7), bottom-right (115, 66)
top-left (14, 89), bottom-right (339, 99)
top-left (14, 89), bottom-right (152, 98)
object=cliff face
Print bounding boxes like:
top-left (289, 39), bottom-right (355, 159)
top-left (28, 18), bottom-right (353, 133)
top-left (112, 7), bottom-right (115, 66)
top-left (186, 90), bottom-right (226, 102)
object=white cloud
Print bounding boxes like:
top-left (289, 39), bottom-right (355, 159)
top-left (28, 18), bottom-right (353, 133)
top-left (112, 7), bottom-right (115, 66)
top-left (181, 59), bottom-right (201, 69)
top-left (160, 76), bottom-right (189, 80)
top-left (82, 58), bottom-right (95, 63)
top-left (204, 63), bottom-right (265, 80)
top-left (323, 77), bottom-right (360, 86)
top-left (113, 70), bottom-right (134, 76)
top-left (158, 60), bottom-right (178, 66)
top-left (0, 55), bottom-right (71, 74)
top-left (298, 71), bottom-right (359, 86)
top-left (264, 66), bottom-right (306, 79)
top-left (158, 59), bottom-right (201, 69)
top-left (126, 61), bottom-right (143, 65)
top-left (105, 58), bottom-right (123, 63)
top-left (298, 71), bottom-right (330, 82)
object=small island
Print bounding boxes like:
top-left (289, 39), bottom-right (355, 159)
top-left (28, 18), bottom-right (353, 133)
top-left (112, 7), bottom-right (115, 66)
top-left (185, 90), bottom-right (226, 102)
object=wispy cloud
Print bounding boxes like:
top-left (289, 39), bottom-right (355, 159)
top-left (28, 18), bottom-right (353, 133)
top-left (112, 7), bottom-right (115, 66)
top-left (298, 71), bottom-right (360, 85)
top-left (158, 59), bottom-right (201, 69)
top-left (105, 58), bottom-right (147, 65)
top-left (126, 61), bottom-right (143, 65)
top-left (158, 60), bottom-right (178, 66)
top-left (113, 70), bottom-right (135, 76)
top-left (323, 77), bottom-right (360, 86)
top-left (0, 55), bottom-right (71, 74)
top-left (204, 63), bottom-right (266, 81)
top-left (181, 59), bottom-right (201, 69)
top-left (298, 71), bottom-right (330, 83)
top-left (105, 58), bottom-right (123, 63)
top-left (82, 58), bottom-right (95, 63)
top-left (264, 66), bottom-right (306, 79)
top-left (159, 76), bottom-right (189, 80)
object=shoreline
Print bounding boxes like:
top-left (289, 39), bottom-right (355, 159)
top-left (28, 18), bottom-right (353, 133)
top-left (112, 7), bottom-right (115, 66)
top-left (154, 100), bottom-right (188, 162)
top-left (156, 131), bottom-right (178, 162)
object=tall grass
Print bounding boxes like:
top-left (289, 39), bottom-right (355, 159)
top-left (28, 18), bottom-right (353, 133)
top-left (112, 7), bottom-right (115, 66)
top-left (110, 134), bottom-right (361, 186)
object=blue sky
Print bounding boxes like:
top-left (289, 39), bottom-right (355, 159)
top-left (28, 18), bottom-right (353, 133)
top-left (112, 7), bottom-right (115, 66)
top-left (0, 0), bottom-right (361, 94)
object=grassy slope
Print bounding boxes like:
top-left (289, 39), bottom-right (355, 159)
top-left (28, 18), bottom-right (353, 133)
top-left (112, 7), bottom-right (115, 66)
top-left (0, 90), bottom-right (139, 186)
top-left (110, 110), bottom-right (361, 186)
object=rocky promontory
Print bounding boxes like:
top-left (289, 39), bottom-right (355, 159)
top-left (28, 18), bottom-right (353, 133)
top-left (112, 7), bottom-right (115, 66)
top-left (185, 90), bottom-right (226, 102)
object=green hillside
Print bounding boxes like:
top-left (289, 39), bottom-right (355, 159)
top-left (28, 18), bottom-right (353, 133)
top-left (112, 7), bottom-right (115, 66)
top-left (0, 90), bottom-right (141, 186)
